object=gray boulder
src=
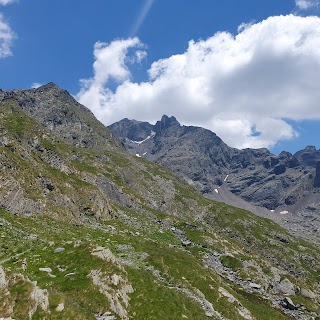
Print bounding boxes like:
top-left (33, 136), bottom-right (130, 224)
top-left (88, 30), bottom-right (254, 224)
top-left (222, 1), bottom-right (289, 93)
top-left (274, 278), bottom-right (295, 296)
top-left (54, 247), bottom-right (65, 254)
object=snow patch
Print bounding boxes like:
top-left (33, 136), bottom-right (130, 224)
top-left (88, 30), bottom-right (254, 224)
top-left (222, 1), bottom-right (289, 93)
top-left (280, 210), bottom-right (289, 215)
top-left (135, 154), bottom-right (141, 158)
top-left (214, 189), bottom-right (219, 194)
top-left (224, 175), bottom-right (229, 182)
top-left (143, 152), bottom-right (147, 156)
top-left (130, 131), bottom-right (155, 144)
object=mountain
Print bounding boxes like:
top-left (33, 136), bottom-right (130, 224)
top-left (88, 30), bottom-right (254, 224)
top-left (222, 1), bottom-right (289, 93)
top-left (294, 146), bottom-right (320, 167)
top-left (109, 115), bottom-right (320, 243)
top-left (0, 85), bottom-right (319, 319)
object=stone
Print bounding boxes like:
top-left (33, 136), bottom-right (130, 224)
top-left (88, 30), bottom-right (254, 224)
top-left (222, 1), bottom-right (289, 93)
top-left (182, 240), bottom-right (192, 247)
top-left (29, 285), bottom-right (50, 318)
top-left (39, 267), bottom-right (52, 273)
top-left (249, 283), bottom-right (261, 290)
top-left (64, 273), bottom-right (76, 277)
top-left (21, 258), bottom-right (27, 271)
top-left (55, 303), bottom-right (64, 312)
top-left (111, 274), bottom-right (121, 286)
top-left (54, 247), bottom-right (65, 253)
top-left (0, 266), bottom-right (8, 289)
top-left (301, 288), bottom-right (317, 299)
top-left (280, 297), bottom-right (297, 310)
top-left (274, 278), bottom-right (295, 296)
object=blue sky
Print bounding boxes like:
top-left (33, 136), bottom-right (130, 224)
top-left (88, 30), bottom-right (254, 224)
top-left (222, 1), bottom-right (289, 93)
top-left (0, 0), bottom-right (320, 154)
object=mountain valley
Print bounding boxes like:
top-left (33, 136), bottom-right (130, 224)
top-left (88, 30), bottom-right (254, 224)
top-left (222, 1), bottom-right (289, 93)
top-left (0, 84), bottom-right (319, 319)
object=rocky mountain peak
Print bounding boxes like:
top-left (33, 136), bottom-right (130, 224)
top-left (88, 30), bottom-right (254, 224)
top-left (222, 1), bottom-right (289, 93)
top-left (294, 145), bottom-right (320, 167)
top-left (37, 82), bottom-right (60, 90)
top-left (0, 83), bottom-right (121, 149)
top-left (155, 115), bottom-right (180, 133)
top-left (305, 145), bottom-right (317, 151)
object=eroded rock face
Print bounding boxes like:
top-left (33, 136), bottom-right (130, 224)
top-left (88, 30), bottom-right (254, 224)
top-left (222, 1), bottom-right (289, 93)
top-left (29, 283), bottom-right (50, 318)
top-left (0, 267), bottom-right (50, 319)
top-left (314, 161), bottom-right (320, 188)
top-left (89, 270), bottom-right (133, 320)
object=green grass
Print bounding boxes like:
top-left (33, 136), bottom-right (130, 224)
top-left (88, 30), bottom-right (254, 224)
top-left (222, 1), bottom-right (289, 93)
top-left (220, 255), bottom-right (243, 271)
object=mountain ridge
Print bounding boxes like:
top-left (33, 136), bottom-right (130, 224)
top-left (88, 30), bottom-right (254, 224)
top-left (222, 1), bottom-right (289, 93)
top-left (109, 115), bottom-right (320, 243)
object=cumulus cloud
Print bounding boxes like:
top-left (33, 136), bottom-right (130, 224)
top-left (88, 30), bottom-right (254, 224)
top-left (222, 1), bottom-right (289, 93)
top-left (31, 82), bottom-right (43, 89)
top-left (295, 0), bottom-right (319, 10)
top-left (77, 15), bottom-right (320, 149)
top-left (77, 37), bottom-right (146, 122)
top-left (0, 0), bottom-right (15, 5)
top-left (0, 13), bottom-right (15, 58)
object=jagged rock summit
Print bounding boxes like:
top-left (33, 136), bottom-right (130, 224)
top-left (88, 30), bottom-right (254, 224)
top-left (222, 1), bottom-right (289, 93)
top-left (294, 145), bottom-right (320, 167)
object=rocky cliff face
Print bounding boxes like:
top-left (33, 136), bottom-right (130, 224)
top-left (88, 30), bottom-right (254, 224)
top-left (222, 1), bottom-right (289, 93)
top-left (109, 116), bottom-right (320, 242)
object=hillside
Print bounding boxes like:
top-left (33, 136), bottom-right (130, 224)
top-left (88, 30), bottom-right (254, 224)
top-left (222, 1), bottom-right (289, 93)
top-left (0, 84), bottom-right (319, 319)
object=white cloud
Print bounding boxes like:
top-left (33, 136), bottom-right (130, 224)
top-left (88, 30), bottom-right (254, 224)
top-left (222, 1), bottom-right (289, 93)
top-left (77, 15), bottom-right (320, 149)
top-left (295, 0), bottom-right (319, 10)
top-left (31, 82), bottom-right (43, 89)
top-left (77, 37), bottom-right (146, 122)
top-left (0, 13), bottom-right (15, 58)
top-left (131, 0), bottom-right (155, 36)
top-left (0, 0), bottom-right (15, 5)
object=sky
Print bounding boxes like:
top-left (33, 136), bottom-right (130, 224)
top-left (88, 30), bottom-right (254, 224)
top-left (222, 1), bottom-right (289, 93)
top-left (0, 0), bottom-right (320, 154)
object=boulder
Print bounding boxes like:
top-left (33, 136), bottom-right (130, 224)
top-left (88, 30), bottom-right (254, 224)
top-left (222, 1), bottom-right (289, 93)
top-left (55, 303), bottom-right (65, 312)
top-left (39, 267), bottom-right (52, 273)
top-left (182, 240), bottom-right (192, 247)
top-left (274, 278), bottom-right (295, 295)
top-left (249, 283), bottom-right (262, 290)
top-left (54, 247), bottom-right (65, 253)
top-left (280, 297), bottom-right (297, 310)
